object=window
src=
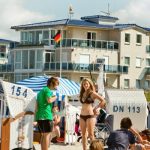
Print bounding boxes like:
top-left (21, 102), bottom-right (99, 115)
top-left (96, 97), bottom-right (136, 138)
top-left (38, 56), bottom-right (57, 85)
top-left (21, 32), bottom-right (28, 44)
top-left (136, 57), bottom-right (142, 67)
top-left (15, 51), bottom-right (21, 69)
top-left (0, 45), bottom-right (6, 52)
top-left (125, 33), bottom-right (130, 43)
top-left (45, 53), bottom-right (51, 62)
top-left (87, 32), bottom-right (96, 47)
top-left (124, 79), bottom-right (129, 88)
top-left (97, 58), bottom-right (105, 64)
top-left (28, 31), bottom-right (35, 44)
top-left (145, 80), bottom-right (150, 89)
top-left (43, 30), bottom-right (49, 45)
top-left (51, 53), bottom-right (55, 62)
top-left (36, 31), bottom-right (42, 44)
top-left (136, 34), bottom-right (142, 44)
top-left (136, 79), bottom-right (141, 89)
top-left (0, 53), bottom-right (5, 58)
top-left (22, 50), bottom-right (28, 69)
top-left (124, 57), bottom-right (130, 66)
top-left (146, 58), bottom-right (150, 67)
top-left (146, 45), bottom-right (150, 53)
top-left (43, 30), bottom-right (49, 39)
top-left (29, 50), bottom-right (35, 69)
top-left (51, 30), bottom-right (56, 45)
top-left (45, 52), bottom-right (55, 63)
top-left (36, 50), bottom-right (43, 69)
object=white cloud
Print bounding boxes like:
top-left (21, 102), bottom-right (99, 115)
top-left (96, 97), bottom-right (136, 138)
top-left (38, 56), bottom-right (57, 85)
top-left (113, 0), bottom-right (150, 27)
top-left (0, 0), bottom-right (54, 41)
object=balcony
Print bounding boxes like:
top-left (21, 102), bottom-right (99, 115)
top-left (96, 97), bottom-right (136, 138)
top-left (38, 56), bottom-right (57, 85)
top-left (0, 64), bottom-right (14, 72)
top-left (17, 38), bottom-right (119, 50)
top-left (15, 42), bottom-right (45, 48)
top-left (44, 62), bottom-right (128, 74)
top-left (56, 39), bottom-right (119, 50)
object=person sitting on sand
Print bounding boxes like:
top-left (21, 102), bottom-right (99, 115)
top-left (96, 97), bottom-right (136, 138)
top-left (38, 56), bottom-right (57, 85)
top-left (51, 105), bottom-right (61, 141)
top-left (107, 117), bottom-right (136, 150)
top-left (130, 127), bottom-right (150, 150)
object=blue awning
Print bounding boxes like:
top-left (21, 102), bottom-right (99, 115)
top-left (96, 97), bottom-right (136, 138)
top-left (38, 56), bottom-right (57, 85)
top-left (16, 76), bottom-right (80, 96)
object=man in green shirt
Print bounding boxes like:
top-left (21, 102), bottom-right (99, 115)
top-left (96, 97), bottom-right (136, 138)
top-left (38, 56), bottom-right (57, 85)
top-left (35, 77), bottom-right (59, 150)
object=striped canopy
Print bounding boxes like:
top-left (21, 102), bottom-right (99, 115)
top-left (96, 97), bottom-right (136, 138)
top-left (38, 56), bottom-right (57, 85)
top-left (17, 76), bottom-right (80, 96)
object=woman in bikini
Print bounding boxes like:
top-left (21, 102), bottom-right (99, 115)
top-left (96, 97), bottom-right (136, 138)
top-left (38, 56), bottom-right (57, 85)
top-left (79, 78), bottom-right (106, 150)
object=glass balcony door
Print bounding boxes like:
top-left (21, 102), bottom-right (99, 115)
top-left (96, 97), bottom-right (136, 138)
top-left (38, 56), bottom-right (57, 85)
top-left (45, 52), bottom-right (55, 70)
top-left (45, 52), bottom-right (55, 63)
top-left (87, 32), bottom-right (96, 47)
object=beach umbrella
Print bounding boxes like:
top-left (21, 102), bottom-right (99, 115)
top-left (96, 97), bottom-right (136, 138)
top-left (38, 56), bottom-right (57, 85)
top-left (97, 63), bottom-right (105, 97)
top-left (16, 76), bottom-right (80, 96)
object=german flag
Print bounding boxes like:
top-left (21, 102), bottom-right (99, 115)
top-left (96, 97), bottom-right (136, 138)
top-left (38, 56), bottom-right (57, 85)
top-left (54, 31), bottom-right (61, 43)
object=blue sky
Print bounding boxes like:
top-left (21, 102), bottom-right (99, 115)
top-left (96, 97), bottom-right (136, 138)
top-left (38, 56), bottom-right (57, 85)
top-left (24, 0), bottom-right (129, 19)
top-left (0, 0), bottom-right (150, 41)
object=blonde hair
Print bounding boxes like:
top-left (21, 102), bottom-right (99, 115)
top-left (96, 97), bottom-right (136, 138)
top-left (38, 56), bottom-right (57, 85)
top-left (89, 140), bottom-right (104, 150)
top-left (79, 78), bottom-right (95, 102)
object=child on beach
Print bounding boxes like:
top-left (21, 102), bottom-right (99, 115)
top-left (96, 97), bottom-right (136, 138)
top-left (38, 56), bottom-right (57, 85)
top-left (89, 139), bottom-right (104, 150)
top-left (51, 105), bottom-right (61, 140)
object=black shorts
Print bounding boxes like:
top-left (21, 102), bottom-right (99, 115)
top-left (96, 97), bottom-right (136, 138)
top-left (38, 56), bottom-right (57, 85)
top-left (37, 120), bottom-right (53, 133)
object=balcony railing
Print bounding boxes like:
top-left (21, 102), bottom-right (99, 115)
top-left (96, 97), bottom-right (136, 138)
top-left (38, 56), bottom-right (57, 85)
top-left (18, 38), bottom-right (119, 50)
top-left (44, 62), bottom-right (128, 74)
top-left (15, 43), bottom-right (45, 48)
top-left (0, 64), bottom-right (14, 72)
top-left (56, 39), bottom-right (119, 50)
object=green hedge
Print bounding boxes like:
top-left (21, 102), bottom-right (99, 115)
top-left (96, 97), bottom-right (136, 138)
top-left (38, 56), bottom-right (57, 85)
top-left (144, 91), bottom-right (150, 102)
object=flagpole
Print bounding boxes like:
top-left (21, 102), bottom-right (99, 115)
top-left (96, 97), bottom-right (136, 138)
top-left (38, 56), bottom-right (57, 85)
top-left (60, 28), bottom-right (62, 78)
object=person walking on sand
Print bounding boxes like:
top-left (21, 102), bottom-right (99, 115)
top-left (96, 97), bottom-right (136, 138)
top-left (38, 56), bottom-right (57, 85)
top-left (79, 78), bottom-right (106, 150)
top-left (35, 77), bottom-right (59, 150)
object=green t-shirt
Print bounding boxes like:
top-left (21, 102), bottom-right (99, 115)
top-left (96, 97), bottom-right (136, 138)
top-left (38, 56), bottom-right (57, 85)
top-left (36, 86), bottom-right (53, 121)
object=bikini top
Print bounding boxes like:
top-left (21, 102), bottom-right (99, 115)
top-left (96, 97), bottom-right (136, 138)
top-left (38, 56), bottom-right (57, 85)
top-left (80, 92), bottom-right (94, 104)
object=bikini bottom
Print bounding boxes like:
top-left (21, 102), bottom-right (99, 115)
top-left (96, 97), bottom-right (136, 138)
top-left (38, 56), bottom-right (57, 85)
top-left (80, 114), bottom-right (95, 122)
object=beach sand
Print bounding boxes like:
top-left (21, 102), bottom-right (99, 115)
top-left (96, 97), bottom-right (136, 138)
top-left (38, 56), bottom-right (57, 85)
top-left (33, 142), bottom-right (83, 150)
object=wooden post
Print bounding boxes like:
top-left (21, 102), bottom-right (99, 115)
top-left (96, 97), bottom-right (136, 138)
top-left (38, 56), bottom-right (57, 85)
top-left (0, 118), bottom-right (11, 150)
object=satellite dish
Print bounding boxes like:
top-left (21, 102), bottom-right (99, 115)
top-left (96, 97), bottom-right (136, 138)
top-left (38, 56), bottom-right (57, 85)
top-left (69, 5), bottom-right (73, 13)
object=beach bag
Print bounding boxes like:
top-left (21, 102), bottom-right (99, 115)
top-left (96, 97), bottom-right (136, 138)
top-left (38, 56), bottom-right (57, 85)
top-left (33, 125), bottom-right (42, 144)
top-left (33, 130), bottom-right (42, 143)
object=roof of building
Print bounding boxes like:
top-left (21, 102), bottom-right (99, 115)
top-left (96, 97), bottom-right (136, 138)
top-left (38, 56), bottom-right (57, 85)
top-left (81, 15), bottom-right (119, 21)
top-left (143, 27), bottom-right (150, 31)
top-left (0, 39), bottom-right (13, 43)
top-left (11, 16), bottom-right (150, 32)
top-left (67, 19), bottom-right (114, 28)
top-left (114, 24), bottom-right (150, 31)
top-left (11, 19), bottom-right (69, 30)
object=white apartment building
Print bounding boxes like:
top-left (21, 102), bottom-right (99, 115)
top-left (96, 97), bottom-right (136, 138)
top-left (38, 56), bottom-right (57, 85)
top-left (8, 15), bottom-right (150, 89)
top-left (0, 39), bottom-right (18, 81)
